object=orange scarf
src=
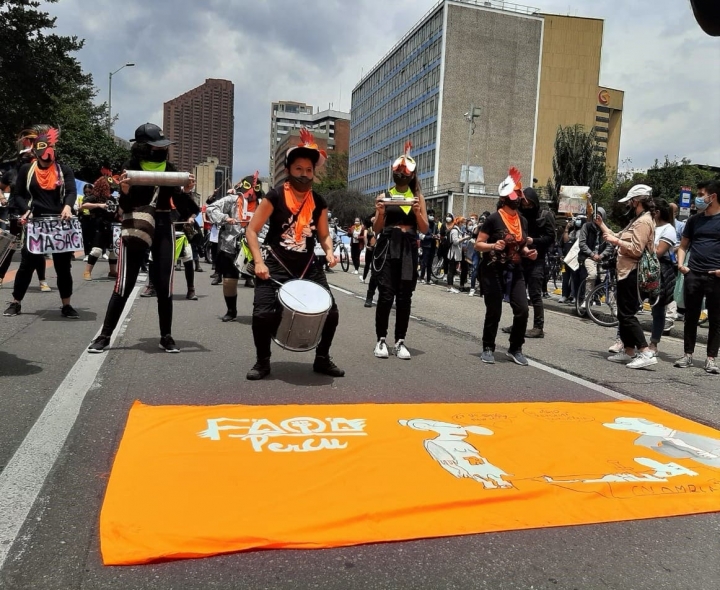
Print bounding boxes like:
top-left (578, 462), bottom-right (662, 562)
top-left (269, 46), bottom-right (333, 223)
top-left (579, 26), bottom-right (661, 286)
top-left (283, 182), bottom-right (315, 244)
top-left (33, 163), bottom-right (59, 190)
top-left (498, 208), bottom-right (522, 242)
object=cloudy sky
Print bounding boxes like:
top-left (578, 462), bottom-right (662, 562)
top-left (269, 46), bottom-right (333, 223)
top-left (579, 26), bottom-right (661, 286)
top-left (47, 0), bottom-right (719, 181)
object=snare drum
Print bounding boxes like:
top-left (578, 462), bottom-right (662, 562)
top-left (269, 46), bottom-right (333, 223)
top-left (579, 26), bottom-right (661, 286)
top-left (234, 238), bottom-right (254, 276)
top-left (0, 229), bottom-right (15, 267)
top-left (273, 279), bottom-right (332, 352)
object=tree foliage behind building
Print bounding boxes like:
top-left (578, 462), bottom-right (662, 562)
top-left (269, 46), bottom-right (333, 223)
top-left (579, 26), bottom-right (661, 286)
top-left (0, 0), bottom-right (128, 179)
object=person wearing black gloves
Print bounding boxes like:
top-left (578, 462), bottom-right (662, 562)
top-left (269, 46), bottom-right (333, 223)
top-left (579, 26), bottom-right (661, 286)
top-left (87, 123), bottom-right (199, 353)
top-left (518, 187), bottom-right (555, 337)
top-left (4, 126), bottom-right (78, 318)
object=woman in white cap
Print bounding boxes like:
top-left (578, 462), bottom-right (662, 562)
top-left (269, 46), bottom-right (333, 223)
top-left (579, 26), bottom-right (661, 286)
top-left (594, 184), bottom-right (657, 369)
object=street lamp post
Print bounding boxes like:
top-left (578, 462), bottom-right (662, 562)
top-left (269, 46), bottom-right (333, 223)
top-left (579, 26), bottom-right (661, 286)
top-left (107, 62), bottom-right (135, 134)
top-left (462, 104), bottom-right (482, 218)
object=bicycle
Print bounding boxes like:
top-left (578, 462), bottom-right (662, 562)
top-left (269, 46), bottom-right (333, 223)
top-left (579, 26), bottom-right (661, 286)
top-left (545, 247), bottom-right (562, 291)
top-left (586, 255), bottom-right (619, 328)
top-left (328, 219), bottom-right (350, 272)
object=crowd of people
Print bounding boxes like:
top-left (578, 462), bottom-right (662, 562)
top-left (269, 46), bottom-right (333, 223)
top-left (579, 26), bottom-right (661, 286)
top-left (2, 123), bottom-right (718, 378)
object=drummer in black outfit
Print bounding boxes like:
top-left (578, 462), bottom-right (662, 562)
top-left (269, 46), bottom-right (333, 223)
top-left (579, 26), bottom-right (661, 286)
top-left (3, 126), bottom-right (78, 319)
top-left (372, 141), bottom-right (429, 360)
top-left (245, 129), bottom-right (344, 381)
top-left (474, 168), bottom-right (538, 366)
top-left (87, 123), bottom-right (199, 354)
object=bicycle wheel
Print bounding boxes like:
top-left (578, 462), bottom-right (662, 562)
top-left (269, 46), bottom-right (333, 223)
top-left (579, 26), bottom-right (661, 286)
top-left (431, 254), bottom-right (445, 281)
top-left (586, 282), bottom-right (619, 328)
top-left (575, 278), bottom-right (589, 317)
top-left (340, 246), bottom-right (350, 272)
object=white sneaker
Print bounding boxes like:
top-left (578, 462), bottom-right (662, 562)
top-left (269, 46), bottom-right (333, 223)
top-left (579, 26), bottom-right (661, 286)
top-left (374, 338), bottom-right (389, 359)
top-left (448, 287), bottom-right (460, 294)
top-left (469, 289), bottom-right (476, 297)
top-left (627, 352), bottom-right (658, 370)
top-left (394, 339), bottom-right (411, 360)
top-left (359, 276), bottom-right (365, 283)
top-left (419, 279), bottom-right (426, 285)
top-left (353, 270), bottom-right (359, 274)
top-left (102, 253), bottom-right (109, 260)
top-left (558, 297), bottom-right (567, 303)
top-left (608, 339), bottom-right (624, 353)
top-left (82, 255), bottom-right (88, 262)
top-left (608, 351), bottom-right (635, 364)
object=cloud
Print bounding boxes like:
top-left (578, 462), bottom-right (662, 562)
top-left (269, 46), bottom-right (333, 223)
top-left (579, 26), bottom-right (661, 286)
top-left (45, 0), bottom-right (719, 180)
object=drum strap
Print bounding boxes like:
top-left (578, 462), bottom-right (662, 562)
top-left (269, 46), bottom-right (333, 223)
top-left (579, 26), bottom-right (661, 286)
top-left (269, 247), bottom-right (315, 280)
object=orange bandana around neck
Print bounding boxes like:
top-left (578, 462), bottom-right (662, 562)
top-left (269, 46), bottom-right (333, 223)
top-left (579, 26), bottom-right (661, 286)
top-left (34, 163), bottom-right (59, 191)
top-left (283, 182), bottom-right (315, 244)
top-left (498, 209), bottom-right (522, 242)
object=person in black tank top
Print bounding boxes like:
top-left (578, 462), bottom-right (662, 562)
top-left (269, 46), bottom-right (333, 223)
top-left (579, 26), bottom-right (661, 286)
top-left (371, 142), bottom-right (429, 360)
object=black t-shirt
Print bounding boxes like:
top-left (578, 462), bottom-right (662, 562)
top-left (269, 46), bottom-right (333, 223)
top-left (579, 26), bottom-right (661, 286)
top-left (14, 162), bottom-right (76, 216)
top-left (480, 211), bottom-right (528, 267)
top-left (264, 187), bottom-right (328, 274)
top-left (683, 211), bottom-right (720, 273)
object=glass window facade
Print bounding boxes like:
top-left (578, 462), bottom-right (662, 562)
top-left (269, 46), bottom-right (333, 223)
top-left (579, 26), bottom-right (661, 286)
top-left (349, 9), bottom-right (444, 194)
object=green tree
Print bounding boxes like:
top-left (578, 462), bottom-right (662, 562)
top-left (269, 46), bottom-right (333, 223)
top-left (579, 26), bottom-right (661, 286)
top-left (548, 124), bottom-right (607, 208)
top-left (323, 188), bottom-right (374, 228)
top-left (0, 0), bottom-right (128, 178)
top-left (315, 152), bottom-right (348, 194)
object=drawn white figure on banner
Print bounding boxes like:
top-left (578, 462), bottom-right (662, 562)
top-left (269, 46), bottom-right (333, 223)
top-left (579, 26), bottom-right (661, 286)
top-left (604, 417), bottom-right (720, 468)
top-left (399, 419), bottom-right (512, 489)
top-left (543, 457), bottom-right (698, 485)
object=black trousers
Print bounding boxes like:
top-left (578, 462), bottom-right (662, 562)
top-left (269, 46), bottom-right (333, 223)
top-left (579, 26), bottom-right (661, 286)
top-left (683, 270), bottom-right (720, 357)
top-left (616, 269), bottom-right (647, 350)
top-left (252, 256), bottom-right (339, 360)
top-left (216, 250), bottom-right (240, 280)
top-left (13, 248), bottom-right (72, 300)
top-left (523, 260), bottom-right (545, 329)
top-left (100, 213), bottom-right (175, 338)
top-left (375, 258), bottom-right (416, 341)
top-left (350, 242), bottom-right (361, 271)
top-left (79, 215), bottom-right (94, 256)
top-left (482, 266), bottom-right (528, 352)
top-left (363, 246), bottom-right (374, 282)
top-left (419, 246), bottom-right (435, 282)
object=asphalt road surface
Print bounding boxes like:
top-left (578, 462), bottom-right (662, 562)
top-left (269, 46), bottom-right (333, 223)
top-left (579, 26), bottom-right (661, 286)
top-left (1, 257), bottom-right (718, 590)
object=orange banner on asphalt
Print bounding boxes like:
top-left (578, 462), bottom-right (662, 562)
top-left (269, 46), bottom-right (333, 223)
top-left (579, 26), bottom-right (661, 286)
top-left (100, 400), bottom-right (720, 565)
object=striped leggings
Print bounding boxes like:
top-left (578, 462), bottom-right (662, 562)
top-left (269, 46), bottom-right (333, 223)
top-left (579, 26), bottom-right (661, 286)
top-left (99, 213), bottom-right (175, 338)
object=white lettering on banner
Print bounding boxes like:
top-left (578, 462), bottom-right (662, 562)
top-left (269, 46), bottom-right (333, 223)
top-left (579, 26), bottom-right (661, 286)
top-left (26, 218), bottom-right (84, 255)
top-left (198, 417), bottom-right (367, 453)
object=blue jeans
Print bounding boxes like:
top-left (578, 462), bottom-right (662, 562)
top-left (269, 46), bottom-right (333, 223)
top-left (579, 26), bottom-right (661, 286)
top-left (470, 251), bottom-right (480, 289)
top-left (651, 303), bottom-right (666, 345)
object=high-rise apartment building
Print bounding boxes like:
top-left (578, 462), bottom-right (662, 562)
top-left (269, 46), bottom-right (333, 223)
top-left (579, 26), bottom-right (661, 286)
top-left (163, 78), bottom-right (234, 180)
top-left (349, 0), bottom-right (623, 210)
top-left (269, 101), bottom-right (350, 176)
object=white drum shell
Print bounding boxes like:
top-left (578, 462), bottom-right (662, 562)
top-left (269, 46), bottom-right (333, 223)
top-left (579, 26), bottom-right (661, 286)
top-left (273, 279), bottom-right (332, 352)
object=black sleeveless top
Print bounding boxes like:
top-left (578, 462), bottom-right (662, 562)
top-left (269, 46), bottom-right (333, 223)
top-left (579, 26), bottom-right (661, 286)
top-left (383, 188), bottom-right (418, 229)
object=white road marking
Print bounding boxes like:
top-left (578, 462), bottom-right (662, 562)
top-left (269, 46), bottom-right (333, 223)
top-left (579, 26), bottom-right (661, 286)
top-left (328, 284), bottom-right (354, 296)
top-left (527, 359), bottom-right (630, 401)
top-left (0, 285), bottom-right (142, 570)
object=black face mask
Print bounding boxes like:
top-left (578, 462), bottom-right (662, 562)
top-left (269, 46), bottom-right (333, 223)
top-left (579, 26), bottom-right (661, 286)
top-left (289, 175), bottom-right (313, 191)
top-left (147, 149), bottom-right (168, 163)
top-left (393, 173), bottom-right (412, 186)
top-left (505, 199), bottom-right (520, 210)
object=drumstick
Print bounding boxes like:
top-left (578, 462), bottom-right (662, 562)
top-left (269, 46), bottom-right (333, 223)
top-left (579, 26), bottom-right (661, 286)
top-left (269, 278), bottom-right (310, 310)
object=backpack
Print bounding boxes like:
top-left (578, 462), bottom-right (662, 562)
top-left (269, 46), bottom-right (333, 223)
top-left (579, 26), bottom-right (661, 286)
top-left (637, 246), bottom-right (661, 300)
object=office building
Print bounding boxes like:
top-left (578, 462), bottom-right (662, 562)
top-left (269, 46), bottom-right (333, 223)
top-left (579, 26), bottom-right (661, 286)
top-left (269, 101), bottom-right (350, 176)
top-left (349, 0), bottom-right (623, 213)
top-left (163, 78), bottom-right (234, 180)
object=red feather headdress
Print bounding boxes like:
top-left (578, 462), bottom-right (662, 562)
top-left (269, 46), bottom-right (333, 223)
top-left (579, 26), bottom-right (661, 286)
top-left (285, 128), bottom-right (327, 168)
top-left (392, 140), bottom-right (417, 174)
top-left (498, 167), bottom-right (523, 198)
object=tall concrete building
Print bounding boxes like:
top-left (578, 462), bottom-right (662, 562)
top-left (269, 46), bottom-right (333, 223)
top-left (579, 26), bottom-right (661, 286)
top-left (269, 101), bottom-right (350, 176)
top-left (163, 78), bottom-right (234, 180)
top-left (349, 0), bottom-right (623, 214)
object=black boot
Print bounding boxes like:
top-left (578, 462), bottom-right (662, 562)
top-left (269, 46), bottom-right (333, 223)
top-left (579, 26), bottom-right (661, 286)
top-left (313, 355), bottom-right (345, 377)
top-left (364, 297), bottom-right (373, 308)
top-left (222, 310), bottom-right (237, 322)
top-left (195, 261), bottom-right (204, 272)
top-left (246, 358), bottom-right (271, 380)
